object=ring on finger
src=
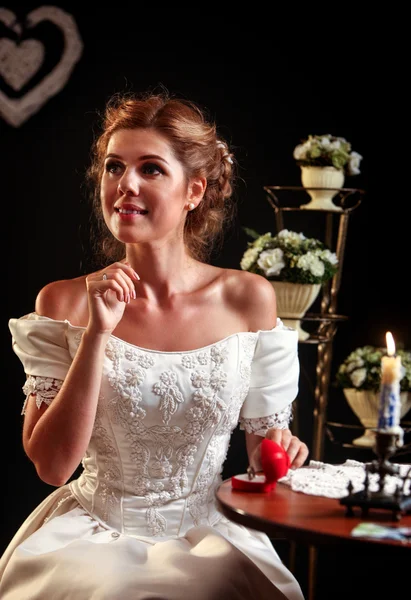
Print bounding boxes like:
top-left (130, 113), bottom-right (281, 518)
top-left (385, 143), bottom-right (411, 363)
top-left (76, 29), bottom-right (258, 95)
top-left (102, 273), bottom-right (108, 280)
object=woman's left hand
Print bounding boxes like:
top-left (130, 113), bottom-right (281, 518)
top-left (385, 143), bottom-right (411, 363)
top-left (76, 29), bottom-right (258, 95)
top-left (265, 428), bottom-right (309, 470)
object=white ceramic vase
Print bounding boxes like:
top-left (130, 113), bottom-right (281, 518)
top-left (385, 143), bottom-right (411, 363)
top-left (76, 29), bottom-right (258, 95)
top-left (270, 281), bottom-right (321, 341)
top-left (300, 166), bottom-right (344, 211)
top-left (343, 389), bottom-right (411, 447)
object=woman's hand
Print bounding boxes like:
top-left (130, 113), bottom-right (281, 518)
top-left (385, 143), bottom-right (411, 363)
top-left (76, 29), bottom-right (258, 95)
top-left (85, 262), bottom-right (140, 334)
top-left (265, 428), bottom-right (309, 470)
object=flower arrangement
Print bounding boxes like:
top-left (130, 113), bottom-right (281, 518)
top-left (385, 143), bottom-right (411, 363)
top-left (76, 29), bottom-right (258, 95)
top-left (293, 134), bottom-right (362, 176)
top-left (336, 345), bottom-right (411, 392)
top-left (240, 228), bottom-right (338, 285)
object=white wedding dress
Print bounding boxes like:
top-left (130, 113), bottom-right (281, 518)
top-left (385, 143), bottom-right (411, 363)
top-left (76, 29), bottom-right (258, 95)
top-left (0, 313), bottom-right (304, 600)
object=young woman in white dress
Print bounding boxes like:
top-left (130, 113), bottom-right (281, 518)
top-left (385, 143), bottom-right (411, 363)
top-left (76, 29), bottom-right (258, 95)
top-left (1, 90), bottom-right (308, 600)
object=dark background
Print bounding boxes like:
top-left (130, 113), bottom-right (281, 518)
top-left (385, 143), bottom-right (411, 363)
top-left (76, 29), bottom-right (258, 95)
top-left (1, 5), bottom-right (409, 598)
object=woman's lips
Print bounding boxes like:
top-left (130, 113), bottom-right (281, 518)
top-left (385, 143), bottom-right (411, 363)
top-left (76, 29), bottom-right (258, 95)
top-left (115, 205), bottom-right (148, 220)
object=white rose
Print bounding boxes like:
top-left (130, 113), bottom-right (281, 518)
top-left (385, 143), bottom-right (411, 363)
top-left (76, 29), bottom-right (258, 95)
top-left (293, 144), bottom-right (308, 160)
top-left (297, 252), bottom-right (325, 278)
top-left (319, 249), bottom-right (338, 266)
top-left (347, 358), bottom-right (365, 372)
top-left (347, 151), bottom-right (362, 175)
top-left (349, 368), bottom-right (367, 388)
top-left (278, 229), bottom-right (305, 248)
top-left (257, 248), bottom-right (285, 277)
top-left (329, 140), bottom-right (342, 150)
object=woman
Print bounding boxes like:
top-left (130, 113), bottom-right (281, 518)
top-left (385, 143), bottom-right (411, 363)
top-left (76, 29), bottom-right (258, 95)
top-left (1, 90), bottom-right (308, 599)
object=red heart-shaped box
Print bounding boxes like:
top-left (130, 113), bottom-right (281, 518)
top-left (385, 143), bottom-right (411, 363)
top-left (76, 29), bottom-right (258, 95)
top-left (231, 438), bottom-right (290, 492)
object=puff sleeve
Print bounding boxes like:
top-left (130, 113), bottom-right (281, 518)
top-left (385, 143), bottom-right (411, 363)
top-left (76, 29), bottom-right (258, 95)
top-left (9, 313), bottom-right (73, 414)
top-left (239, 320), bottom-right (299, 436)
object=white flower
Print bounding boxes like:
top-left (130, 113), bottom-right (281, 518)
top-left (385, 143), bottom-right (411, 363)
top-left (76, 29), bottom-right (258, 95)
top-left (277, 229), bottom-right (306, 246)
top-left (346, 151), bottom-right (363, 176)
top-left (296, 252), bottom-right (325, 278)
top-left (319, 249), bottom-right (338, 266)
top-left (336, 345), bottom-right (411, 392)
top-left (293, 133), bottom-right (362, 176)
top-left (240, 247), bottom-right (260, 270)
top-left (347, 357), bottom-right (365, 371)
top-left (349, 368), bottom-right (367, 388)
top-left (293, 143), bottom-right (309, 160)
top-left (240, 228), bottom-right (339, 284)
top-left (257, 248), bottom-right (285, 277)
top-left (253, 232), bottom-right (272, 249)
top-left (329, 139), bottom-right (342, 150)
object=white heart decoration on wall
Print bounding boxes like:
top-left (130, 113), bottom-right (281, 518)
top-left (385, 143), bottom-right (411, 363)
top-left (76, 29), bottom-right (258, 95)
top-left (0, 6), bottom-right (83, 127)
top-left (0, 38), bottom-right (45, 91)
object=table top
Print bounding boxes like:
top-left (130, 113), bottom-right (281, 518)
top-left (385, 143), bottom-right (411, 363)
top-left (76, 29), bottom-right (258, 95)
top-left (216, 478), bottom-right (411, 549)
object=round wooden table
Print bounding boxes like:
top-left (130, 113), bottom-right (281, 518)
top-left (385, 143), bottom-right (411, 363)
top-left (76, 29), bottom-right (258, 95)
top-left (216, 478), bottom-right (411, 549)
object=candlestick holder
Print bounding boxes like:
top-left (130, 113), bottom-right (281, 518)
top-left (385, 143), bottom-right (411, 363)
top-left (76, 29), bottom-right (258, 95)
top-left (340, 429), bottom-right (411, 521)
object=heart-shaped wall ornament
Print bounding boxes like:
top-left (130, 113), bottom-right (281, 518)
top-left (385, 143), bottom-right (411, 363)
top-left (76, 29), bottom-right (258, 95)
top-left (0, 6), bottom-right (83, 127)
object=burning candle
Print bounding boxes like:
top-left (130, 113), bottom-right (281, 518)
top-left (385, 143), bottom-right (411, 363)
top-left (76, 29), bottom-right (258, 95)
top-left (377, 332), bottom-right (403, 432)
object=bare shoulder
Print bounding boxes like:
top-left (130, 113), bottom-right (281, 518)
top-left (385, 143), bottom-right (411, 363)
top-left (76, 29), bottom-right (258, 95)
top-left (35, 275), bottom-right (89, 324)
top-left (221, 268), bottom-right (277, 330)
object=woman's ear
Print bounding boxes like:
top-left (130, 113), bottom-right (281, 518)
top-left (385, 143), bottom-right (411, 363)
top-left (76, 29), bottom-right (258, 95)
top-left (188, 177), bottom-right (207, 206)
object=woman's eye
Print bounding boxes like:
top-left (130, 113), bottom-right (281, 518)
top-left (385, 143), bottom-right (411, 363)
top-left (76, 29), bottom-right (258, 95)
top-left (142, 162), bottom-right (164, 175)
top-left (105, 161), bottom-right (122, 174)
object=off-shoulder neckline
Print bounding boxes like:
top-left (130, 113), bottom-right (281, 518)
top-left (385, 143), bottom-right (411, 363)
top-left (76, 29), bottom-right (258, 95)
top-left (19, 312), bottom-right (282, 355)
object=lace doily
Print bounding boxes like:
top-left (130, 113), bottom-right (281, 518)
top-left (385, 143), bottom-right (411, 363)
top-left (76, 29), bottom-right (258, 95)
top-left (279, 459), bottom-right (411, 499)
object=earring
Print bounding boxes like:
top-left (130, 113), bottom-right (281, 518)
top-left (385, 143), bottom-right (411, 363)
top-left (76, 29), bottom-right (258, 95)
top-left (187, 202), bottom-right (195, 211)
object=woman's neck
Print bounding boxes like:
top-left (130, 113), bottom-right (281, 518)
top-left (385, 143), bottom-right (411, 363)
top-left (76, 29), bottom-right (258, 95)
top-left (125, 243), bottom-right (203, 302)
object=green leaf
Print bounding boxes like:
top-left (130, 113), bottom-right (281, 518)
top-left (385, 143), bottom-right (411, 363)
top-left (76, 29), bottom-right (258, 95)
top-left (242, 227), bottom-right (261, 240)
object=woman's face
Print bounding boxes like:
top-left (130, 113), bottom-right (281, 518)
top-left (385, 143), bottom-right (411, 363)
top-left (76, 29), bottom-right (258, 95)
top-left (100, 128), bottom-right (202, 246)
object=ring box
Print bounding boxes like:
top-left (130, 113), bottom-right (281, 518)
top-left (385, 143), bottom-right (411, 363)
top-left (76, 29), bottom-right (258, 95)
top-left (231, 438), bottom-right (290, 492)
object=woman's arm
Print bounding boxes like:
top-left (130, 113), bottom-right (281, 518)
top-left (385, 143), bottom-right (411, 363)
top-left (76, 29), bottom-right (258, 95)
top-left (23, 327), bottom-right (110, 486)
top-left (23, 263), bottom-right (138, 486)
top-left (233, 271), bottom-right (308, 473)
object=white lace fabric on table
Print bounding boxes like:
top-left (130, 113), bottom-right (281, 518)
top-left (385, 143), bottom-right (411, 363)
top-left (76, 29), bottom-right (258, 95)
top-left (279, 459), bottom-right (411, 498)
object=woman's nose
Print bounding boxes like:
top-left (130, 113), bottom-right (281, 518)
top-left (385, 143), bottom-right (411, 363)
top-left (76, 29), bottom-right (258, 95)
top-left (117, 171), bottom-right (139, 196)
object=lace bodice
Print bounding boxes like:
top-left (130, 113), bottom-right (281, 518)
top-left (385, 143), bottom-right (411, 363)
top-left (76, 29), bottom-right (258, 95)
top-left (9, 313), bottom-right (299, 540)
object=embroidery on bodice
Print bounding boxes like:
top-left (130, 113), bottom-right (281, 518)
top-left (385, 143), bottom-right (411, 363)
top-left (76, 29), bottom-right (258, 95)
top-left (87, 401), bottom-right (122, 523)
top-left (83, 335), bottom-right (260, 535)
top-left (20, 329), bottom-right (293, 538)
top-left (187, 334), bottom-right (258, 525)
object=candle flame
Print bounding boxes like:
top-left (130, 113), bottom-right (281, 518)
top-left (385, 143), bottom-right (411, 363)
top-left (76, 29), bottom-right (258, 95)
top-left (386, 331), bottom-right (396, 356)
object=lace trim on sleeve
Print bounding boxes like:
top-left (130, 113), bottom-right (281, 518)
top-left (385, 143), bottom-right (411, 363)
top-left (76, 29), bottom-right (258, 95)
top-left (239, 403), bottom-right (292, 436)
top-left (21, 375), bottom-right (63, 415)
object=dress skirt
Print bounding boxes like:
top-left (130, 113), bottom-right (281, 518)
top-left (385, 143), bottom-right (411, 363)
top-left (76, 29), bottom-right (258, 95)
top-left (0, 485), bottom-right (303, 600)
